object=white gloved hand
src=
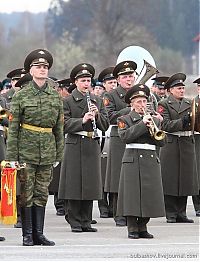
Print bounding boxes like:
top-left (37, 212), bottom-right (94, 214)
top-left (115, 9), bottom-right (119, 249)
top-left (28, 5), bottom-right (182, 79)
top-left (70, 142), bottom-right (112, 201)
top-left (53, 162), bottom-right (59, 168)
top-left (10, 161), bottom-right (19, 168)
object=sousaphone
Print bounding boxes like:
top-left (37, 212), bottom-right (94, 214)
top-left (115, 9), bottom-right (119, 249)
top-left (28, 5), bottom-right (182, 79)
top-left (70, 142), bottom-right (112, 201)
top-left (116, 45), bottom-right (159, 88)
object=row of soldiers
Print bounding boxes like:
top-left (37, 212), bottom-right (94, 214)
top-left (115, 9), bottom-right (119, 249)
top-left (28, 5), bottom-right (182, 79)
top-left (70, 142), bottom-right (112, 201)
top-left (0, 48), bottom-right (200, 244)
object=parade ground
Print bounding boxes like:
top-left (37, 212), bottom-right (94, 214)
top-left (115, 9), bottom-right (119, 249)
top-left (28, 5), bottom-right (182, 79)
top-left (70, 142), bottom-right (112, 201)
top-left (0, 196), bottom-right (199, 262)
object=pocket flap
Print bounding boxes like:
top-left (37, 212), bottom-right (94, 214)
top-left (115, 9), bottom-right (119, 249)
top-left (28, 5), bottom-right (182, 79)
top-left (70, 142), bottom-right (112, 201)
top-left (65, 135), bottom-right (78, 144)
top-left (122, 155), bottom-right (134, 163)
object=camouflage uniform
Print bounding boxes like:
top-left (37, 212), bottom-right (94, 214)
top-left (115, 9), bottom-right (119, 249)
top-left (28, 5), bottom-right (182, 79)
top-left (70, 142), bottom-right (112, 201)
top-left (6, 80), bottom-right (64, 207)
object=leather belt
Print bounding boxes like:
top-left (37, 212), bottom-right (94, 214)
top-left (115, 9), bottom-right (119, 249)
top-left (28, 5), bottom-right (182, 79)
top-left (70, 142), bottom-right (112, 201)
top-left (74, 131), bottom-right (94, 138)
top-left (126, 143), bottom-right (156, 150)
top-left (167, 131), bottom-right (193, 137)
top-left (21, 123), bottom-right (52, 133)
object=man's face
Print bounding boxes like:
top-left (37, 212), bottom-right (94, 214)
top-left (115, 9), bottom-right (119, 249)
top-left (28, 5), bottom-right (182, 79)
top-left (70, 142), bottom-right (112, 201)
top-left (157, 87), bottom-right (166, 98)
top-left (103, 79), bottom-right (118, 92)
top-left (75, 77), bottom-right (91, 93)
top-left (93, 85), bottom-right (104, 96)
top-left (30, 64), bottom-right (49, 80)
top-left (117, 73), bottom-right (135, 90)
top-left (197, 85), bottom-right (200, 94)
top-left (130, 96), bottom-right (147, 114)
top-left (169, 85), bottom-right (185, 99)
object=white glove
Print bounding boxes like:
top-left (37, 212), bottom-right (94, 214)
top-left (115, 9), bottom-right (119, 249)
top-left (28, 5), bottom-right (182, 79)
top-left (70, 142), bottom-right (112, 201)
top-left (10, 161), bottom-right (19, 168)
top-left (53, 162), bottom-right (59, 168)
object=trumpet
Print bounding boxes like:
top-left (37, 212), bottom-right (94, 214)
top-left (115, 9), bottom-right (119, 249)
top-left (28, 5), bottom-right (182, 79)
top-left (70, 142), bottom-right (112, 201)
top-left (142, 108), bottom-right (165, 141)
top-left (85, 90), bottom-right (99, 139)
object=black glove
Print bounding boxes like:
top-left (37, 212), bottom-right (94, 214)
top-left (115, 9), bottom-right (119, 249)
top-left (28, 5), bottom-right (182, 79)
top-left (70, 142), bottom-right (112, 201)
top-left (182, 113), bottom-right (191, 128)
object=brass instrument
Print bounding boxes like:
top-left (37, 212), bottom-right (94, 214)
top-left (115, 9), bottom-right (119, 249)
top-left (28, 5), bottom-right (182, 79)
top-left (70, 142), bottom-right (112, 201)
top-left (142, 108), bottom-right (165, 141)
top-left (117, 46), bottom-right (160, 87)
top-left (85, 90), bottom-right (99, 139)
top-left (135, 60), bottom-right (159, 85)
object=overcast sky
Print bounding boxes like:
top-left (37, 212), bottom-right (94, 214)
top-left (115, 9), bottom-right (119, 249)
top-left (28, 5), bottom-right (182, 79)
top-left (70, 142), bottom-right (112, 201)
top-left (0, 0), bottom-right (64, 13)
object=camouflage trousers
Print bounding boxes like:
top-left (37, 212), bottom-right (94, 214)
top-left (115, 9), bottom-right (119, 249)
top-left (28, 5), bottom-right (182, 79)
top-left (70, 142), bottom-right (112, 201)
top-left (18, 163), bottom-right (53, 207)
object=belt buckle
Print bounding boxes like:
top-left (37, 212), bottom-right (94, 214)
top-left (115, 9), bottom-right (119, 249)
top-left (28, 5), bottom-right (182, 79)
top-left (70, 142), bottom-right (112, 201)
top-left (40, 127), bottom-right (45, 133)
top-left (87, 132), bottom-right (93, 138)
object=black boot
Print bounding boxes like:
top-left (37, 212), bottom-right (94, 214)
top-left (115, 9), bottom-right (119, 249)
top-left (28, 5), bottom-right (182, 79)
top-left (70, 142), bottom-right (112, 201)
top-left (32, 206), bottom-right (55, 246)
top-left (21, 207), bottom-right (34, 246)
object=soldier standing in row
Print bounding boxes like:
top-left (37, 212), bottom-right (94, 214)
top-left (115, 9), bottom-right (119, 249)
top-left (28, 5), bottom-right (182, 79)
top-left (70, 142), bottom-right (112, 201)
top-left (97, 67), bottom-right (117, 218)
top-left (104, 61), bottom-right (137, 226)
top-left (158, 73), bottom-right (198, 223)
top-left (6, 49), bottom-right (64, 246)
top-left (117, 84), bottom-right (165, 239)
top-left (3, 68), bottom-right (27, 108)
top-left (0, 84), bottom-right (9, 242)
top-left (191, 77), bottom-right (200, 217)
top-left (58, 63), bottom-right (109, 233)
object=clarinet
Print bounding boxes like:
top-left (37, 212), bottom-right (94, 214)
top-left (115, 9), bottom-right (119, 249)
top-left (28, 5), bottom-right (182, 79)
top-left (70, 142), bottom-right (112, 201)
top-left (85, 90), bottom-right (99, 139)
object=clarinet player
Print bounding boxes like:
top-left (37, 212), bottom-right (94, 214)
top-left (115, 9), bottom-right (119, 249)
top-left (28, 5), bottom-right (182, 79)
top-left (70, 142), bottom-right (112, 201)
top-left (58, 63), bottom-right (109, 233)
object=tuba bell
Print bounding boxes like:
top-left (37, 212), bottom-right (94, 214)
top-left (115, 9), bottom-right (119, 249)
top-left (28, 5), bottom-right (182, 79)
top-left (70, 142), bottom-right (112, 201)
top-left (135, 60), bottom-right (159, 85)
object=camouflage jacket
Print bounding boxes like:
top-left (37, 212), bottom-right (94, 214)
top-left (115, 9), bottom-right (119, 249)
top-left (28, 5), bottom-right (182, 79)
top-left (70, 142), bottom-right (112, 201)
top-left (6, 81), bottom-right (64, 165)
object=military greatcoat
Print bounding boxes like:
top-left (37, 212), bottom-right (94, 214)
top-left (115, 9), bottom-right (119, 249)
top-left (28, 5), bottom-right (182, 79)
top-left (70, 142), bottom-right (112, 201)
top-left (159, 94), bottom-right (198, 196)
top-left (104, 85), bottom-right (131, 193)
top-left (6, 81), bottom-right (64, 165)
top-left (117, 110), bottom-right (165, 218)
top-left (194, 95), bottom-right (200, 189)
top-left (0, 95), bottom-right (8, 162)
top-left (58, 88), bottom-right (109, 200)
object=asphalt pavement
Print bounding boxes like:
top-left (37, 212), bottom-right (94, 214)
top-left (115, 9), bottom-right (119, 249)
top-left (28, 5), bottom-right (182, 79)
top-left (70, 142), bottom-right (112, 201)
top-left (0, 196), bottom-right (199, 262)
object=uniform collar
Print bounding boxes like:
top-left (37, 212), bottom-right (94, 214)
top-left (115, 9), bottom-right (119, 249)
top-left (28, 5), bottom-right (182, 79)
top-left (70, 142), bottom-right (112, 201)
top-left (116, 85), bottom-right (127, 98)
top-left (31, 80), bottom-right (53, 95)
top-left (72, 88), bottom-right (97, 103)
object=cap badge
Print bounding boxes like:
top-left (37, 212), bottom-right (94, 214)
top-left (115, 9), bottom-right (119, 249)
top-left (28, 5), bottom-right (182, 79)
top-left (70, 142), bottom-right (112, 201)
top-left (139, 91), bottom-right (145, 95)
top-left (139, 85), bottom-right (144, 88)
top-left (124, 62), bottom-right (129, 66)
top-left (125, 67), bottom-right (131, 71)
top-left (82, 64), bottom-right (87, 68)
top-left (38, 50), bottom-right (45, 54)
top-left (38, 58), bottom-right (46, 62)
top-left (82, 70), bottom-right (88, 74)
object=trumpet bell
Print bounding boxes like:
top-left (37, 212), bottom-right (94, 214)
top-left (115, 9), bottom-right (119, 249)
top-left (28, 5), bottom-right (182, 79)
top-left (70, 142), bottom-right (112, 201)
top-left (191, 98), bottom-right (200, 132)
top-left (154, 130), bottom-right (166, 141)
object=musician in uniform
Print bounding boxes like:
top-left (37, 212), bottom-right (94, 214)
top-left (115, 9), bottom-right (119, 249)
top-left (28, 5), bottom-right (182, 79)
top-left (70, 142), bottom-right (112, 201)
top-left (58, 63), bottom-right (109, 233)
top-left (48, 78), bottom-right (72, 217)
top-left (117, 84), bottom-right (165, 239)
top-left (3, 68), bottom-right (27, 108)
top-left (103, 61), bottom-right (136, 226)
top-left (98, 67), bottom-right (118, 93)
top-left (96, 67), bottom-right (117, 218)
top-left (191, 77), bottom-right (200, 217)
top-left (158, 73), bottom-right (198, 223)
top-left (151, 76), bottom-right (169, 101)
top-left (6, 49), bottom-right (64, 246)
top-left (0, 85), bottom-right (8, 242)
